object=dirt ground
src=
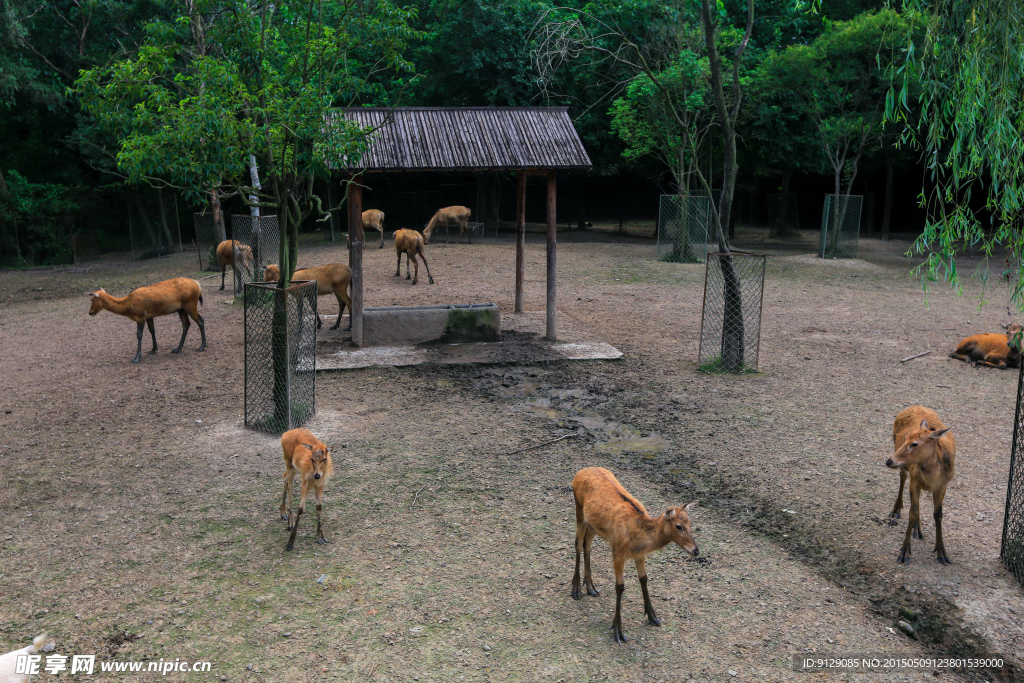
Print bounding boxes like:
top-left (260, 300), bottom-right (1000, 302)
top-left (1, 227), bottom-right (1022, 682)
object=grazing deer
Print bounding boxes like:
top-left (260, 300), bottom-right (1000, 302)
top-left (949, 323), bottom-right (1023, 369)
top-left (571, 467), bottom-right (699, 643)
top-left (215, 240), bottom-right (254, 291)
top-left (280, 428), bottom-right (333, 551)
top-left (394, 229), bottom-right (435, 285)
top-left (88, 278), bottom-right (206, 363)
top-left (422, 206), bottom-right (472, 244)
top-left (886, 406), bottom-right (956, 564)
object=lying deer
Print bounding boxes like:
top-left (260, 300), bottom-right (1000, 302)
top-left (571, 466), bottom-right (698, 643)
top-left (949, 323), bottom-right (1023, 369)
top-left (280, 428), bottom-right (333, 551)
top-left (886, 406), bottom-right (956, 564)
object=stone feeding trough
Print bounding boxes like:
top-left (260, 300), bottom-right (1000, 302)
top-left (363, 303), bottom-right (501, 346)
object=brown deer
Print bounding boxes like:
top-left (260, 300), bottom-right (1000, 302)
top-left (571, 467), bottom-right (699, 643)
top-left (215, 240), bottom-right (254, 291)
top-left (88, 278), bottom-right (206, 363)
top-left (949, 323), bottom-right (1023, 369)
top-left (280, 428), bottom-right (333, 551)
top-left (263, 263), bottom-right (353, 330)
top-left (886, 406), bottom-right (956, 564)
top-left (422, 206), bottom-right (472, 244)
top-left (394, 229), bottom-right (435, 285)
top-left (362, 209), bottom-right (386, 248)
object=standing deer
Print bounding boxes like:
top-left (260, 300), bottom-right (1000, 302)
top-left (394, 229), bottom-right (435, 285)
top-left (422, 206), bottom-right (472, 245)
top-left (280, 428), bottom-right (333, 551)
top-left (886, 406), bottom-right (956, 564)
top-left (571, 467), bottom-right (699, 643)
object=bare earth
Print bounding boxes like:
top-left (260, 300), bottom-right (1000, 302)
top-left (1, 228), bottom-right (1022, 682)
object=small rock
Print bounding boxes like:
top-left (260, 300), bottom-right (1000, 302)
top-left (42, 643), bottom-right (55, 653)
top-left (316, 574), bottom-right (327, 584)
top-left (246, 665), bottom-right (254, 671)
top-left (147, 620), bottom-right (153, 625)
top-left (282, 632), bottom-right (291, 638)
top-left (728, 671), bottom-right (738, 677)
top-left (483, 645), bottom-right (491, 652)
top-left (898, 606), bottom-right (920, 621)
top-left (897, 620), bottom-right (916, 638)
top-left (826, 638), bottom-right (834, 644)
top-left (195, 420), bottom-right (203, 425)
top-left (220, 677), bottom-right (227, 682)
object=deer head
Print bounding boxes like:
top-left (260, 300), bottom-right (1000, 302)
top-left (887, 419), bottom-right (951, 469)
top-left (662, 503), bottom-right (700, 556)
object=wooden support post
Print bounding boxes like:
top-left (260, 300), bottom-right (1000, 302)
top-left (347, 177), bottom-right (364, 346)
top-left (546, 170), bottom-right (557, 340)
top-left (515, 171), bottom-right (526, 314)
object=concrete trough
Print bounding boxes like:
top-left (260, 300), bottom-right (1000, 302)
top-left (363, 303), bottom-right (500, 346)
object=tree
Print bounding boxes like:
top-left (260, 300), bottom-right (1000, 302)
top-left (533, 0), bottom-right (755, 370)
top-left (888, 0), bottom-right (1024, 302)
top-left (761, 9), bottom-right (919, 252)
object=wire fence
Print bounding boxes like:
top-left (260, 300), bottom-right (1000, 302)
top-left (1002, 363), bottom-right (1024, 587)
top-left (819, 194), bottom-right (862, 259)
top-left (768, 192), bottom-right (800, 236)
top-left (698, 253), bottom-right (766, 373)
top-left (233, 214), bottom-right (279, 293)
top-left (128, 187), bottom-right (182, 260)
top-left (244, 280), bottom-right (317, 434)
top-left (657, 194), bottom-right (712, 263)
top-left (193, 212), bottom-right (224, 271)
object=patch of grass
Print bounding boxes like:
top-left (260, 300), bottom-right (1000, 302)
top-left (698, 355), bottom-right (760, 374)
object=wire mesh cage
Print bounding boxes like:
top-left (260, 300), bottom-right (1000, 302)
top-left (244, 280), bottom-right (317, 434)
top-left (767, 192), bottom-right (800, 236)
top-left (128, 187), bottom-right (182, 260)
top-left (1001, 362), bottom-right (1024, 586)
top-left (698, 253), bottom-right (766, 373)
top-left (819, 194), bottom-right (862, 259)
top-left (193, 212), bottom-right (224, 272)
top-left (232, 214), bottom-right (279, 293)
top-left (657, 194), bottom-right (713, 263)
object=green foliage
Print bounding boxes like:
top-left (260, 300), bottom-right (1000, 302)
top-left (0, 170), bottom-right (77, 265)
top-left (887, 0), bottom-right (1024, 305)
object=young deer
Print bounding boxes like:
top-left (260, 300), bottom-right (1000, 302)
top-left (886, 406), bottom-right (956, 564)
top-left (280, 428), bottom-right (333, 551)
top-left (571, 467), bottom-right (699, 643)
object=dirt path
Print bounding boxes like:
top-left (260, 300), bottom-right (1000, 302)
top-left (0, 230), bottom-right (1018, 681)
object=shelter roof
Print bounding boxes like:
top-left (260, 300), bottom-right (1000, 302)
top-left (334, 107), bottom-right (592, 172)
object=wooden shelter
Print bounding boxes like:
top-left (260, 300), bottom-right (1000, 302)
top-left (334, 107), bottom-right (592, 346)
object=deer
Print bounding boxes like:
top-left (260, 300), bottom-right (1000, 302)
top-left (215, 240), bottom-right (254, 291)
top-left (422, 206), bottom-right (472, 245)
top-left (394, 229), bottom-right (435, 285)
top-left (571, 466), bottom-right (699, 643)
top-left (88, 278), bottom-right (207, 363)
top-left (263, 263), bottom-right (353, 330)
top-left (363, 209), bottom-right (386, 249)
top-left (885, 406), bottom-right (956, 564)
top-left (949, 323), bottom-right (1023, 369)
top-left (280, 428), bottom-right (334, 551)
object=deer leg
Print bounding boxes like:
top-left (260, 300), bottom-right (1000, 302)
top-left (898, 481), bottom-right (920, 563)
top-left (612, 553), bottom-right (627, 643)
top-left (419, 249), bottom-right (435, 285)
top-left (314, 486), bottom-right (328, 545)
top-left (948, 353), bottom-right (970, 362)
top-left (145, 318), bottom-right (158, 354)
top-left (395, 250), bottom-right (402, 277)
top-left (411, 255), bottom-right (419, 285)
top-left (132, 321), bottom-right (145, 363)
top-left (220, 265), bottom-right (227, 290)
top-left (933, 486), bottom-right (950, 564)
top-left (636, 558), bottom-right (660, 626)
top-left (582, 527), bottom-right (599, 597)
top-left (378, 228), bottom-right (384, 249)
top-left (286, 479), bottom-right (311, 551)
top-left (890, 467), bottom-right (907, 518)
top-left (172, 311), bottom-right (190, 353)
top-left (405, 251), bottom-right (412, 280)
top-left (280, 467), bottom-right (295, 522)
top-left (980, 353), bottom-right (1008, 369)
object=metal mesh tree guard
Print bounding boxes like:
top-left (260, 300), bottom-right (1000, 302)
top-left (819, 194), bottom-right (862, 259)
top-left (232, 214), bottom-right (279, 292)
top-left (244, 280), bottom-right (317, 434)
top-left (1001, 362), bottom-right (1024, 586)
top-left (192, 212), bottom-right (223, 271)
top-left (698, 253), bottom-right (766, 373)
top-left (767, 192), bottom-right (800, 235)
top-left (128, 187), bottom-right (182, 260)
top-left (657, 194), bottom-right (712, 263)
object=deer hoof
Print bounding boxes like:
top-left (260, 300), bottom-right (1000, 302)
top-left (647, 615), bottom-right (661, 627)
top-left (285, 543), bottom-right (294, 551)
top-left (571, 588), bottom-right (582, 601)
top-left (588, 587), bottom-right (600, 597)
top-left (317, 537), bottom-right (328, 545)
top-left (889, 511), bottom-right (901, 519)
top-left (612, 628), bottom-right (627, 643)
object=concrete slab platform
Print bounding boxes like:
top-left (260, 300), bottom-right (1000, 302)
top-left (315, 311), bottom-right (622, 370)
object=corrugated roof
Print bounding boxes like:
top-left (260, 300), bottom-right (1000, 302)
top-left (332, 107), bottom-right (592, 172)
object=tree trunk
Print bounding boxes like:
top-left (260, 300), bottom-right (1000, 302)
top-left (881, 155), bottom-right (894, 240)
top-left (156, 188), bottom-right (175, 254)
top-left (271, 196), bottom-right (294, 431)
top-left (776, 169), bottom-right (793, 236)
top-left (210, 190), bottom-right (226, 242)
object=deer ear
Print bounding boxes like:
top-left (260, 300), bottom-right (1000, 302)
top-left (88, 292), bottom-right (97, 298)
top-left (665, 509), bottom-right (675, 518)
top-left (930, 427), bottom-right (951, 439)
top-left (684, 501), bottom-right (698, 512)
top-left (919, 419), bottom-right (929, 430)
top-left (301, 443), bottom-right (314, 451)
